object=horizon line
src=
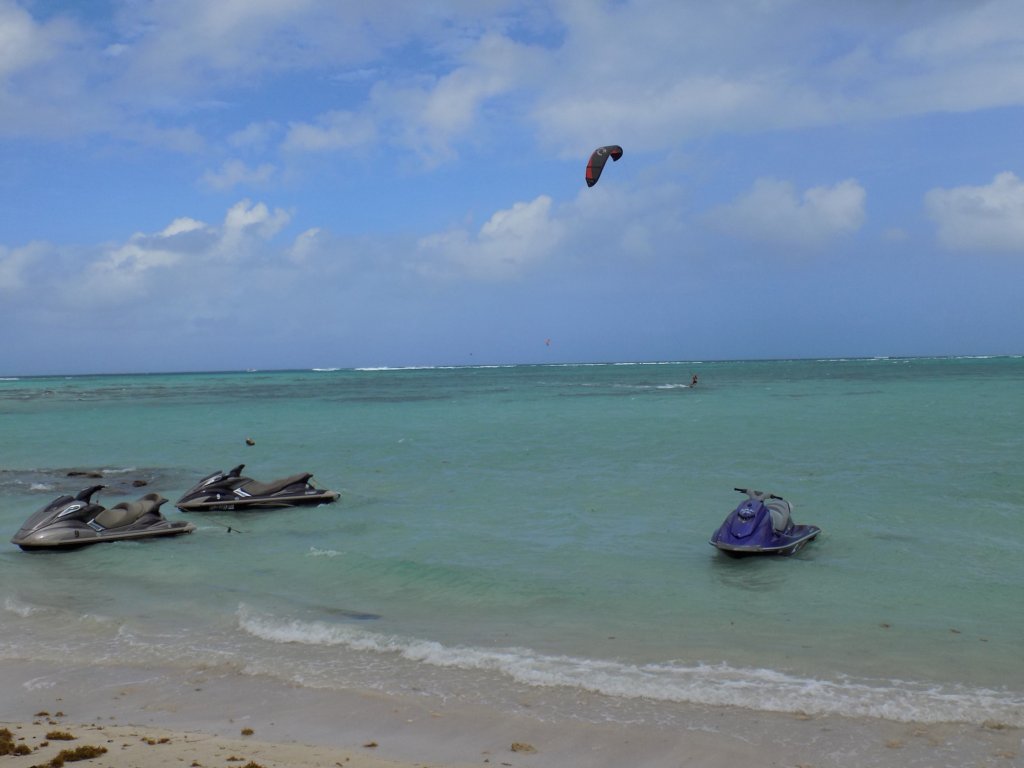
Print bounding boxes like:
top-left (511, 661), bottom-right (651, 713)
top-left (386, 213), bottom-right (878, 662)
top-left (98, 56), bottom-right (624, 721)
top-left (2, 353), bottom-right (1022, 379)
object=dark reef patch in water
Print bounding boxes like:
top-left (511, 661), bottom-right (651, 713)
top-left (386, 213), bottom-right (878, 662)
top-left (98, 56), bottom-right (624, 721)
top-left (0, 467), bottom-right (186, 498)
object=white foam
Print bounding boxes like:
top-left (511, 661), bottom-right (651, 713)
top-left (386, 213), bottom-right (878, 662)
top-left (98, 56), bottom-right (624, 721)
top-left (4, 596), bottom-right (42, 617)
top-left (235, 606), bottom-right (1024, 727)
top-left (355, 365), bottom-right (440, 372)
top-left (307, 547), bottom-right (342, 558)
top-left (22, 676), bottom-right (57, 691)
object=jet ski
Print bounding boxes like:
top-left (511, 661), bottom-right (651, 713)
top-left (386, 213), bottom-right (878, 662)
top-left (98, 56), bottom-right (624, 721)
top-left (175, 464), bottom-right (340, 512)
top-left (11, 485), bottom-right (195, 551)
top-left (709, 488), bottom-right (820, 557)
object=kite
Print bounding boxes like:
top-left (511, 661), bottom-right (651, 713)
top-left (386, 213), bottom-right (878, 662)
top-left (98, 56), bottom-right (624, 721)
top-left (585, 145), bottom-right (623, 187)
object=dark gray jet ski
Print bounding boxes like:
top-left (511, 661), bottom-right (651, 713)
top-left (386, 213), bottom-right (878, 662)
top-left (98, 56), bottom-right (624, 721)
top-left (12, 485), bottom-right (195, 551)
top-left (175, 464), bottom-right (340, 512)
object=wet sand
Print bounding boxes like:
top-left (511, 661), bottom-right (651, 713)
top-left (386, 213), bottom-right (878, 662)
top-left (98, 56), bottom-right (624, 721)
top-left (0, 660), bottom-right (1019, 768)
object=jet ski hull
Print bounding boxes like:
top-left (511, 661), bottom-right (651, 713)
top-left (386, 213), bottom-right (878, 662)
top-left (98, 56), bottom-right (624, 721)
top-left (176, 489), bottom-right (340, 512)
top-left (710, 524), bottom-right (820, 558)
top-left (13, 521), bottom-right (195, 551)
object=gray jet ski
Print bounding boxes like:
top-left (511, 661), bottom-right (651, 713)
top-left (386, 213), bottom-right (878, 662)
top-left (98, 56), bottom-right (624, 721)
top-left (175, 464), bottom-right (340, 512)
top-left (11, 485), bottom-right (195, 551)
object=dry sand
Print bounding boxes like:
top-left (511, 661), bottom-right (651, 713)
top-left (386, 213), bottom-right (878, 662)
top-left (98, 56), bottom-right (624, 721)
top-left (3, 719), bottom-right (416, 768)
top-left (0, 660), bottom-right (1020, 768)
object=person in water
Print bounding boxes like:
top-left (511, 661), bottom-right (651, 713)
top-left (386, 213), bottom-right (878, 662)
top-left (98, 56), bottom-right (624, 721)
top-left (691, 374), bottom-right (698, 387)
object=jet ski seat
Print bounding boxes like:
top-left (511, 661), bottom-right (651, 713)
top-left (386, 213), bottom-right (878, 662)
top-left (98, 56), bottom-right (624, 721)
top-left (241, 473), bottom-right (313, 496)
top-left (766, 498), bottom-right (792, 533)
top-left (93, 494), bottom-right (165, 529)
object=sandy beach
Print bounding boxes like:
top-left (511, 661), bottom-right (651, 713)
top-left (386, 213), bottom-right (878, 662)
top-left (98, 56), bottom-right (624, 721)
top-left (2, 720), bottom-right (414, 768)
top-left (0, 661), bottom-right (761, 768)
top-left (1, 660), bottom-right (1020, 768)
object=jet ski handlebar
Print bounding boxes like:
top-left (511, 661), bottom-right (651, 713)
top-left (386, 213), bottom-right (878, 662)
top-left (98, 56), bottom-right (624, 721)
top-left (75, 485), bottom-right (105, 502)
top-left (734, 487), bottom-right (784, 501)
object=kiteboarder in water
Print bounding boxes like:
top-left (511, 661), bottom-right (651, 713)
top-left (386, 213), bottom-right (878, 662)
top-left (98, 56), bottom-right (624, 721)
top-left (691, 374), bottom-right (698, 387)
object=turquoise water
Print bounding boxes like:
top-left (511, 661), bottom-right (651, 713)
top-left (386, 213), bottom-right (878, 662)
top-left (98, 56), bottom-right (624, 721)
top-left (1, 358), bottom-right (1022, 727)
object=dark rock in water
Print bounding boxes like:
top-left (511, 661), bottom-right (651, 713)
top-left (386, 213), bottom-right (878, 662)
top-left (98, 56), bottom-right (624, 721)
top-left (0, 467), bottom-right (171, 498)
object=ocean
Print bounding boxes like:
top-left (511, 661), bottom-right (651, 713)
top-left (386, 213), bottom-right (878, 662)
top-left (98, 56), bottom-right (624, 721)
top-left (1, 358), bottom-right (1022, 734)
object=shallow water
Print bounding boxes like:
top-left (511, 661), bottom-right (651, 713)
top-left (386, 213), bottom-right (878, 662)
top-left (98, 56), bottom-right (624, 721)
top-left (1, 358), bottom-right (1022, 727)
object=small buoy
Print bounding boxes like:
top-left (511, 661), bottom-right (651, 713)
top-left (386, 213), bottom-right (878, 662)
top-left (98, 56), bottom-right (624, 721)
top-left (245, 438), bottom-right (255, 446)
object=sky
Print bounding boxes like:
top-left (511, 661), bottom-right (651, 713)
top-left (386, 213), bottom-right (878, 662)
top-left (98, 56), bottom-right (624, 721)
top-left (2, 0), bottom-right (1024, 375)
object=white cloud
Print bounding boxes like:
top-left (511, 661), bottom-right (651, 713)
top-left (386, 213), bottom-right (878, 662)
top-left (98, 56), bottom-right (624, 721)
top-left (103, 43), bottom-right (129, 58)
top-left (0, 242), bottom-right (45, 293)
top-left (283, 110), bottom-right (376, 152)
top-left (532, 2), bottom-right (1024, 152)
top-left (224, 199), bottom-right (289, 237)
top-left (377, 33), bottom-right (538, 163)
top-left (896, 0), bottom-right (1024, 59)
top-left (201, 159), bottom-right (276, 190)
top-left (287, 227), bottom-right (322, 264)
top-left (707, 178), bottom-right (866, 248)
top-left (104, 240), bottom-right (182, 271)
top-left (161, 217), bottom-right (207, 237)
top-left (65, 200), bottom-right (291, 303)
top-left (81, 235), bottom-right (190, 303)
top-left (283, 33), bottom-right (536, 163)
top-left (926, 171), bottom-right (1024, 252)
top-left (228, 121), bottom-right (280, 152)
top-left (0, 1), bottom-right (74, 78)
top-left (416, 195), bottom-right (563, 279)
top-left (218, 199), bottom-right (291, 259)
top-left (7, 1), bottom-right (1024, 158)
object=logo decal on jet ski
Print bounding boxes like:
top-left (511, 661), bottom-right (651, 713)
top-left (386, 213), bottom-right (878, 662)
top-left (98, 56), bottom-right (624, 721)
top-left (56, 503), bottom-right (84, 519)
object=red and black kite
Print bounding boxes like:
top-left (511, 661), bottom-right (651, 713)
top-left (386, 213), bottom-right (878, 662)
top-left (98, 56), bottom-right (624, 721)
top-left (585, 145), bottom-right (623, 187)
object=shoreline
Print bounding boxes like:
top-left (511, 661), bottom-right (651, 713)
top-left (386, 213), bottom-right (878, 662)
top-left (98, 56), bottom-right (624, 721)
top-left (0, 661), bottom-right (781, 768)
top-left (1, 660), bottom-right (1019, 768)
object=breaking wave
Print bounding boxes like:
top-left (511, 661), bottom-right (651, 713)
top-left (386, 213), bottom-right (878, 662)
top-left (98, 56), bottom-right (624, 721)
top-left (235, 605), bottom-right (1023, 727)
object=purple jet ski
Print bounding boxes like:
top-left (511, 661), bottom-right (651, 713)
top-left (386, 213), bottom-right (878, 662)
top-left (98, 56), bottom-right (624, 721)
top-left (709, 488), bottom-right (820, 557)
